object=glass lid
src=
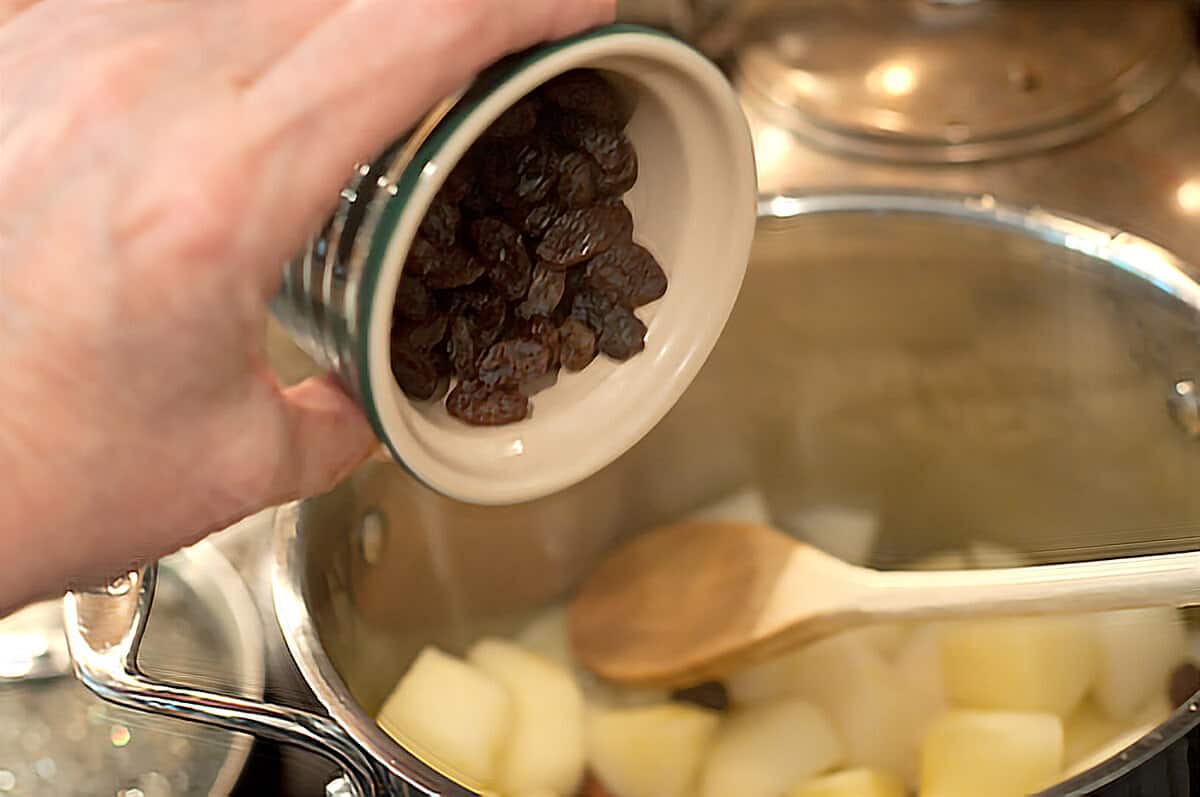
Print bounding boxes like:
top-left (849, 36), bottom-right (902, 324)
top-left (727, 0), bottom-right (1193, 163)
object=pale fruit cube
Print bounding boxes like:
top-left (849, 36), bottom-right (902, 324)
top-left (1091, 608), bottom-right (1185, 721)
top-left (377, 647), bottom-right (511, 787)
top-left (587, 703), bottom-right (719, 797)
top-left (966, 540), bottom-right (1032, 569)
top-left (687, 486), bottom-right (772, 525)
top-left (919, 710), bottom-right (1064, 797)
top-left (468, 639), bottom-right (586, 796)
top-left (790, 768), bottom-right (907, 797)
top-left (779, 505), bottom-right (879, 566)
top-left (729, 631), bottom-right (921, 779)
top-left (700, 699), bottom-right (842, 797)
top-left (729, 629), bottom-right (879, 705)
top-left (940, 616), bottom-right (1095, 716)
top-left (894, 625), bottom-right (947, 716)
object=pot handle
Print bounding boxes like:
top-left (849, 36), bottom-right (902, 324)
top-left (63, 564), bottom-right (395, 797)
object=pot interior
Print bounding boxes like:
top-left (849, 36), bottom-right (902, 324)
top-left (282, 194), bottom-right (1200, 794)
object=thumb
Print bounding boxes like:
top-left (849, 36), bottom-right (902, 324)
top-left (269, 372), bottom-right (378, 503)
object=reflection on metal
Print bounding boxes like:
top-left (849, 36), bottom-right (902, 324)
top-left (725, 0), bottom-right (1192, 163)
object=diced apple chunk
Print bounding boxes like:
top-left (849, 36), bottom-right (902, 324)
top-left (700, 699), bottom-right (842, 797)
top-left (789, 768), bottom-right (907, 797)
top-left (587, 703), bottom-right (719, 797)
top-left (468, 638), bottom-right (586, 797)
top-left (919, 710), bottom-right (1063, 797)
top-left (1091, 608), bottom-right (1185, 721)
top-left (376, 647), bottom-right (511, 787)
top-left (939, 616), bottom-right (1095, 716)
top-left (729, 631), bottom-right (924, 781)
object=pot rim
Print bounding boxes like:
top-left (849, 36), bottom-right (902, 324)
top-left (273, 188), bottom-right (1200, 797)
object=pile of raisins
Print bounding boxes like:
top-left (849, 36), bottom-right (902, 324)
top-left (391, 70), bottom-right (667, 426)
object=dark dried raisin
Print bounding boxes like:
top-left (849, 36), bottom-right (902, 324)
top-left (518, 264), bottom-right (567, 319)
top-left (536, 206), bottom-right (630, 268)
top-left (512, 139), bottom-right (558, 206)
top-left (404, 236), bottom-right (441, 280)
top-left (540, 70), bottom-right (630, 129)
top-left (516, 203), bottom-right (562, 240)
top-left (556, 151), bottom-right (600, 208)
top-left (394, 274), bottom-right (432, 320)
top-left (558, 318), bottom-right (598, 371)
top-left (448, 315), bottom-right (481, 379)
top-left (478, 338), bottom-right (555, 388)
top-left (418, 196), bottom-right (460, 248)
top-left (470, 218), bottom-right (533, 302)
top-left (520, 315), bottom-right (561, 368)
top-left (485, 97), bottom-right (540, 139)
top-left (569, 289), bottom-right (617, 332)
top-left (441, 157), bottom-right (475, 204)
top-left (598, 305), bottom-right (647, 360)
top-left (671, 681), bottom-right (730, 712)
top-left (420, 246), bottom-right (484, 290)
top-left (560, 114), bottom-right (638, 195)
top-left (585, 242), bottom-right (668, 307)
top-left (393, 313), bottom-right (448, 351)
top-left (446, 380), bottom-right (530, 426)
top-left (391, 346), bottom-right (440, 400)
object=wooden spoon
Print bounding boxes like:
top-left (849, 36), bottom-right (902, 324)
top-left (568, 520), bottom-right (1200, 688)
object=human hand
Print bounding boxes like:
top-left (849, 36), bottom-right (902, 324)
top-left (0, 0), bottom-right (615, 613)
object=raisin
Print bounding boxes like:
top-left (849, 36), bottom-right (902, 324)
top-left (556, 151), bottom-right (600, 209)
top-left (598, 305), bottom-right (647, 360)
top-left (478, 337), bottom-right (555, 388)
top-left (518, 264), bottom-right (567, 319)
top-left (570, 288), bottom-right (619, 330)
top-left (558, 318), bottom-right (598, 371)
top-left (391, 346), bottom-right (440, 400)
top-left (441, 157), bottom-right (474, 204)
top-left (540, 70), bottom-right (630, 129)
top-left (446, 380), bottom-right (530, 426)
top-left (393, 313), bottom-right (448, 351)
top-left (404, 236), bottom-right (442, 280)
top-left (512, 139), bottom-right (558, 206)
top-left (447, 316), bottom-right (480, 379)
top-left (560, 113), bottom-right (638, 195)
top-left (517, 203), bottom-right (562, 240)
top-left (418, 196), bottom-right (460, 248)
top-left (1169, 661), bottom-right (1200, 706)
top-left (394, 274), bottom-right (432, 320)
top-left (585, 242), bottom-right (668, 307)
top-left (520, 315), bottom-right (561, 369)
top-left (421, 246), bottom-right (485, 290)
top-left (671, 681), bottom-right (729, 712)
top-left (536, 205), bottom-right (631, 268)
top-left (485, 97), bottom-right (540, 139)
top-left (470, 218), bottom-right (533, 302)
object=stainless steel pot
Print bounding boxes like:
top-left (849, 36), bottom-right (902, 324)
top-left (67, 190), bottom-right (1200, 796)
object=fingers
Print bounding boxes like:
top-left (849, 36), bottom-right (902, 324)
top-left (269, 372), bottom-right (377, 503)
top-left (0, 0), bottom-right (40, 26)
top-left (237, 0), bottom-right (615, 278)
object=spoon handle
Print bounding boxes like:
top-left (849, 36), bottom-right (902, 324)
top-left (857, 550), bottom-right (1200, 622)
